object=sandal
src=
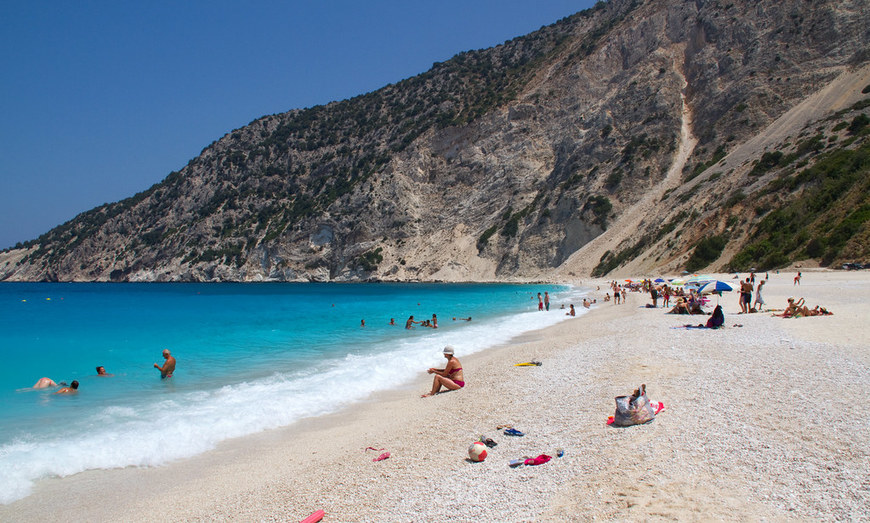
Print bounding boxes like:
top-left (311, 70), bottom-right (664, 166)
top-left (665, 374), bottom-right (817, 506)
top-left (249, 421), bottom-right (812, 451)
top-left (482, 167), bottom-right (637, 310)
top-left (504, 428), bottom-right (525, 437)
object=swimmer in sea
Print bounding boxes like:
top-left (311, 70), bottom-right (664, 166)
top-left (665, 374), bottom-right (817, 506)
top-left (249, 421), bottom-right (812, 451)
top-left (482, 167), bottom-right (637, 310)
top-left (55, 380), bottom-right (79, 394)
top-left (452, 317), bottom-right (471, 321)
top-left (389, 318), bottom-right (396, 326)
top-left (405, 315), bottom-right (418, 329)
top-left (566, 304), bottom-right (576, 316)
top-left (33, 377), bottom-right (59, 389)
top-left (154, 349), bottom-right (176, 379)
top-left (96, 366), bottom-right (113, 376)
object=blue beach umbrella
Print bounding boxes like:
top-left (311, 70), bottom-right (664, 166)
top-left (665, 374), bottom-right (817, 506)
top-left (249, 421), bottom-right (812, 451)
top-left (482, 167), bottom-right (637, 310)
top-left (698, 280), bottom-right (735, 295)
top-left (654, 278), bottom-right (665, 283)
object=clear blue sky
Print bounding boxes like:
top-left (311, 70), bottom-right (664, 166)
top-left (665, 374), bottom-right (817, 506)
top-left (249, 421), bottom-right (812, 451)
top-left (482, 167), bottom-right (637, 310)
top-left (0, 0), bottom-right (597, 250)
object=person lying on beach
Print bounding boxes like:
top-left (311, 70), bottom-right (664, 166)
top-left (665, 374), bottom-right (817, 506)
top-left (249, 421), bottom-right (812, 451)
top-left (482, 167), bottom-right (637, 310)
top-left (774, 298), bottom-right (833, 318)
top-left (55, 380), bottom-right (79, 394)
top-left (422, 345), bottom-right (465, 397)
top-left (154, 349), bottom-right (176, 378)
top-left (33, 377), bottom-right (60, 389)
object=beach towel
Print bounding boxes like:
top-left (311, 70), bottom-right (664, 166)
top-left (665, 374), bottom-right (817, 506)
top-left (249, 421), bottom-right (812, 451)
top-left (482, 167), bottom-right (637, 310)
top-left (610, 384), bottom-right (658, 426)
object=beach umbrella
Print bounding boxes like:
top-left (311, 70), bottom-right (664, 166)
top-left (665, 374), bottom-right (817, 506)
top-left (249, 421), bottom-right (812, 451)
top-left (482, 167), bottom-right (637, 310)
top-left (654, 278), bottom-right (665, 283)
top-left (698, 280), bottom-right (735, 294)
top-left (670, 278), bottom-right (686, 286)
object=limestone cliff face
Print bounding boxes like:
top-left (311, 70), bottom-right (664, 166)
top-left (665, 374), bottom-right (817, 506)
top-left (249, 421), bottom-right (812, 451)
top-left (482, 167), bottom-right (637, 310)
top-left (2, 0), bottom-right (868, 282)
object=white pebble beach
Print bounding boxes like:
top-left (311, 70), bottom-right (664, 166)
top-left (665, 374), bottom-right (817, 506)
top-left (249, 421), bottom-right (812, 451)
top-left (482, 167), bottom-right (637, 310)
top-left (1, 270), bottom-right (868, 521)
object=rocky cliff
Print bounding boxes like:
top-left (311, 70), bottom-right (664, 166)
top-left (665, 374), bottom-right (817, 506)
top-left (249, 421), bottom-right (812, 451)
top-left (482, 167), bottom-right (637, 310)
top-left (2, 0), bottom-right (869, 282)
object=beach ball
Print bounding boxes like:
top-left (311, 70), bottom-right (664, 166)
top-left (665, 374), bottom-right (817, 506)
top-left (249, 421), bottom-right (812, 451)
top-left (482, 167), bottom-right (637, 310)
top-left (468, 441), bottom-right (488, 462)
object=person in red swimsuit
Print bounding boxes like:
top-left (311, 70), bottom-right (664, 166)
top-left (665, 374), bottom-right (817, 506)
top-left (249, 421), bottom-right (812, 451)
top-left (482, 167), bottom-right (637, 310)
top-left (421, 345), bottom-right (465, 397)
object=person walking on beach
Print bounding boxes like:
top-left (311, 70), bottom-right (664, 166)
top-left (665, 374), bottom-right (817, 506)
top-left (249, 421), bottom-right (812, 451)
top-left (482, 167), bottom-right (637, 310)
top-left (422, 346), bottom-right (465, 397)
top-left (794, 272), bottom-right (801, 285)
top-left (753, 280), bottom-right (766, 311)
top-left (544, 291), bottom-right (550, 311)
top-left (154, 349), bottom-right (176, 379)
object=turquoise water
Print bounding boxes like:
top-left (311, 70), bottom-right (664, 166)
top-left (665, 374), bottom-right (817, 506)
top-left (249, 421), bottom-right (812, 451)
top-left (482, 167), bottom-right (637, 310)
top-left (0, 282), bottom-right (588, 503)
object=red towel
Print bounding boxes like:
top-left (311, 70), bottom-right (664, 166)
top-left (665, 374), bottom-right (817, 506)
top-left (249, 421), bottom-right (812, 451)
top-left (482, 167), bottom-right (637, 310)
top-left (524, 454), bottom-right (551, 466)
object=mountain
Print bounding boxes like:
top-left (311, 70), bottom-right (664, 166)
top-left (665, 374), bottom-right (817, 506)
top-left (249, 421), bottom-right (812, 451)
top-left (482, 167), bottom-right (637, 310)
top-left (2, 0), bottom-right (868, 282)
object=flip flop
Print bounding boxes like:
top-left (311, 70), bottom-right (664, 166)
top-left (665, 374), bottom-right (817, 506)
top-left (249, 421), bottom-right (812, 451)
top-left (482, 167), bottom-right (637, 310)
top-left (504, 428), bottom-right (524, 437)
top-left (372, 452), bottom-right (390, 462)
top-left (483, 437), bottom-right (497, 448)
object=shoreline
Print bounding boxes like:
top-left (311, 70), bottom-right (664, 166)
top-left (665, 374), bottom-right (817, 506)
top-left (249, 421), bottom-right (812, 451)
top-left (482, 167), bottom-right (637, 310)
top-left (2, 270), bottom-right (868, 521)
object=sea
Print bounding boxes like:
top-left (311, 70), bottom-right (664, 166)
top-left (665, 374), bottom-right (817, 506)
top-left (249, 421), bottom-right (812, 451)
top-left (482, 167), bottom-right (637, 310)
top-left (0, 282), bottom-right (589, 504)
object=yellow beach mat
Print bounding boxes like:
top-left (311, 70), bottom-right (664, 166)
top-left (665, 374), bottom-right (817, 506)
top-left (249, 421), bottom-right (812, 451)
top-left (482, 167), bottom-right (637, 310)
top-left (514, 361), bottom-right (542, 366)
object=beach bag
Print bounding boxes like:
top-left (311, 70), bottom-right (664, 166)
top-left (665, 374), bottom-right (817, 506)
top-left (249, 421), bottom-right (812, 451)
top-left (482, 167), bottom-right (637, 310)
top-left (612, 384), bottom-right (656, 426)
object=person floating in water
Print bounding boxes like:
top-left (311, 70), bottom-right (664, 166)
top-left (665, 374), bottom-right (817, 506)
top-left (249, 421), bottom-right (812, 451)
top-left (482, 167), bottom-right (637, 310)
top-left (33, 377), bottom-right (59, 389)
top-left (96, 366), bottom-right (113, 377)
top-left (154, 349), bottom-right (176, 379)
top-left (422, 346), bottom-right (465, 398)
top-left (55, 380), bottom-right (79, 394)
top-left (452, 317), bottom-right (471, 321)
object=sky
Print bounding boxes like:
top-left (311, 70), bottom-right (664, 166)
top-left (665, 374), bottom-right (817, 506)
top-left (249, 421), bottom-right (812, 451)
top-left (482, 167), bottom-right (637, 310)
top-left (0, 0), bottom-right (598, 250)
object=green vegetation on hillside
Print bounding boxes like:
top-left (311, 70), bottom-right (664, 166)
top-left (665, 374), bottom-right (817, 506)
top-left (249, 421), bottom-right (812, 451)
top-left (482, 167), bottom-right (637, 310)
top-left (729, 138), bottom-right (870, 270)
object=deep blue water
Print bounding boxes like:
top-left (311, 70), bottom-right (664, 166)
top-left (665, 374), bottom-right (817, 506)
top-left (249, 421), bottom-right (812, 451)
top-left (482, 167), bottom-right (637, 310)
top-left (0, 282), bottom-right (587, 503)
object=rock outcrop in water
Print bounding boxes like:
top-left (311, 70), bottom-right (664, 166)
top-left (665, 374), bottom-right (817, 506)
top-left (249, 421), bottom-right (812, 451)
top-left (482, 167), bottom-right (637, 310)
top-left (1, 0), bottom-right (869, 282)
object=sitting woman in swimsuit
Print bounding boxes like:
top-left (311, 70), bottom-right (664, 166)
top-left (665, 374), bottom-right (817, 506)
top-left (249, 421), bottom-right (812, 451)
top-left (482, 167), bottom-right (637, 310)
top-left (422, 345), bottom-right (465, 397)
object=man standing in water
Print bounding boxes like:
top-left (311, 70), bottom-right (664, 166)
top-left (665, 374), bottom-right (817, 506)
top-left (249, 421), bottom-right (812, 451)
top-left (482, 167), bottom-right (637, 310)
top-left (154, 349), bottom-right (176, 379)
top-left (544, 291), bottom-right (550, 311)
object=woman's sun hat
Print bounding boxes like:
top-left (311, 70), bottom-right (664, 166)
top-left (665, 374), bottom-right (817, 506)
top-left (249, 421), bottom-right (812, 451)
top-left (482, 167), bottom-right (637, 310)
top-left (443, 345), bottom-right (455, 355)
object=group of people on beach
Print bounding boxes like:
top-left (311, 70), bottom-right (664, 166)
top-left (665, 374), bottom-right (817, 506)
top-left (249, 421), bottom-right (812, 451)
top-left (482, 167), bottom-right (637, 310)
top-left (32, 349), bottom-right (176, 394)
